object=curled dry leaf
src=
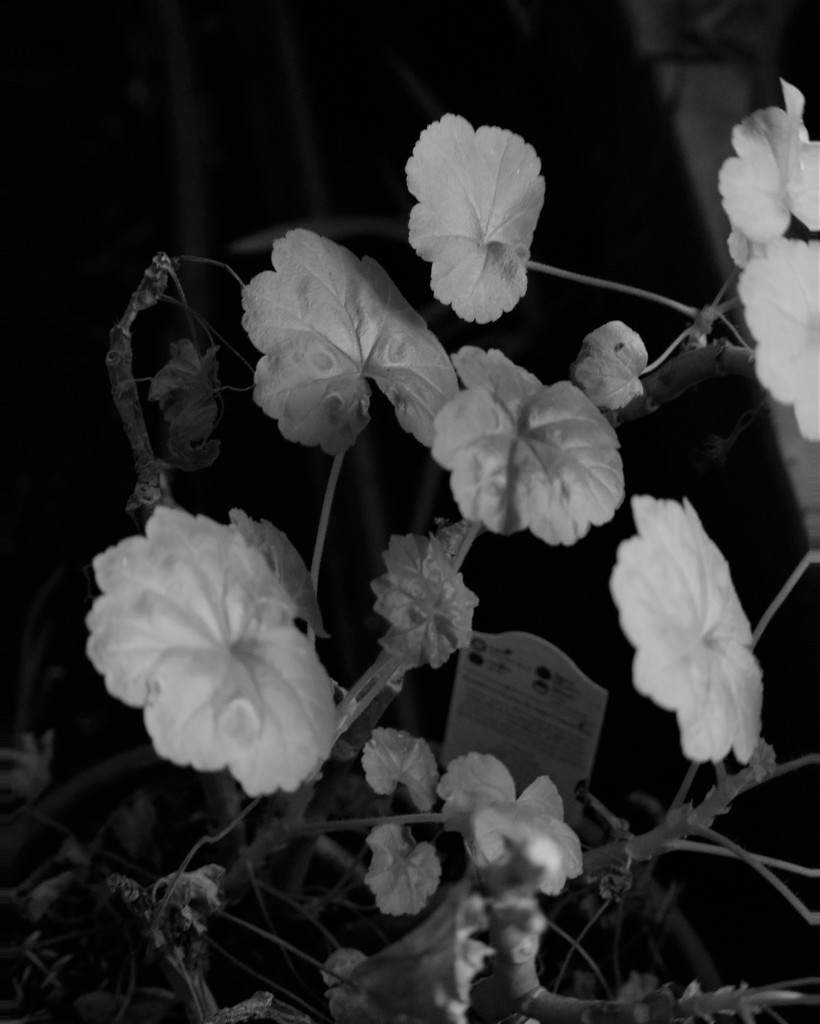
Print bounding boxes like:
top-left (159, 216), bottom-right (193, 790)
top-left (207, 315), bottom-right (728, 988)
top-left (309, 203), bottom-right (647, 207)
top-left (148, 338), bottom-right (221, 471)
top-left (242, 229), bottom-right (457, 453)
top-left (406, 114), bottom-right (544, 323)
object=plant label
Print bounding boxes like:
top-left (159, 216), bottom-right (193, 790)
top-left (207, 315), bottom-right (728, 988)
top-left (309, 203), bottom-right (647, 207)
top-left (442, 631), bottom-right (608, 824)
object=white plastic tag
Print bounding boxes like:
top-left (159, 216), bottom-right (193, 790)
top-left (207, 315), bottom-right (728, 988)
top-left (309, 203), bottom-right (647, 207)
top-left (442, 631), bottom-right (608, 825)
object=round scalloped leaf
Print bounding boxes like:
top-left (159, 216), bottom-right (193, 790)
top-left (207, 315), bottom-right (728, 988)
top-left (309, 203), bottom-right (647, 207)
top-left (433, 375), bottom-right (624, 545)
top-left (406, 114), bottom-right (545, 323)
top-left (364, 824), bottom-right (442, 916)
top-left (610, 495), bottom-right (763, 763)
top-left (362, 727), bottom-right (439, 811)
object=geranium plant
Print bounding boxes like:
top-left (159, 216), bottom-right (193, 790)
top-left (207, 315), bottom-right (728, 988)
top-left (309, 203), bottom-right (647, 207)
top-left (14, 84), bottom-right (818, 1024)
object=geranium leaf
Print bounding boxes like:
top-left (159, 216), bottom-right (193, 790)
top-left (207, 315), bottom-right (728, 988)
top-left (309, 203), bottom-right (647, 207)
top-left (362, 727), bottom-right (439, 811)
top-left (148, 339), bottom-right (220, 471)
top-left (610, 495), bottom-right (763, 763)
top-left (242, 230), bottom-right (457, 453)
top-left (364, 824), bottom-right (441, 916)
top-left (371, 534), bottom-right (479, 669)
top-left (738, 238), bottom-right (820, 441)
top-left (86, 507), bottom-right (336, 795)
top-left (437, 753), bottom-right (516, 829)
top-left (433, 356), bottom-right (624, 545)
top-left (406, 114), bottom-right (545, 323)
top-left (570, 321), bottom-right (648, 410)
top-left (229, 508), bottom-right (327, 637)
top-left (718, 78), bottom-right (818, 246)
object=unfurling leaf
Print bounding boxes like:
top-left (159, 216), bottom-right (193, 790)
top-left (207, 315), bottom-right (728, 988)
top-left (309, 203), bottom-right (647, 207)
top-left (364, 824), bottom-right (441, 916)
top-left (371, 534), bottom-right (478, 669)
top-left (406, 114), bottom-right (545, 323)
top-left (149, 339), bottom-right (221, 470)
top-left (242, 230), bottom-right (458, 453)
top-left (229, 508), bottom-right (327, 637)
top-left (570, 321), bottom-right (648, 410)
top-left (362, 727), bottom-right (439, 810)
top-left (433, 348), bottom-right (624, 545)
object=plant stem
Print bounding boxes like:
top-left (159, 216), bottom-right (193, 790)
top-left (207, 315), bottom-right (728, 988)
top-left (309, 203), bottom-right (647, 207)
top-left (452, 519), bottom-right (482, 571)
top-left (640, 328), bottom-right (690, 375)
top-left (177, 254), bottom-right (246, 289)
top-left (753, 549), bottom-right (819, 649)
top-left (527, 259), bottom-right (698, 318)
top-left (688, 825), bottom-right (817, 925)
top-left (668, 761), bottom-right (699, 812)
top-left (107, 253), bottom-right (177, 523)
top-left (609, 341), bottom-right (756, 426)
top-left (334, 651), bottom-right (404, 738)
top-left (552, 898), bottom-right (611, 992)
top-left (294, 812), bottom-right (444, 838)
top-left (309, 451), bottom-right (345, 645)
top-left (666, 839), bottom-right (820, 878)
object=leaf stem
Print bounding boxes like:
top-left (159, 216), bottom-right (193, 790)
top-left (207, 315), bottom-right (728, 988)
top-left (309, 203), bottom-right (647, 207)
top-left (334, 651), bottom-right (404, 738)
top-left (526, 259), bottom-right (698, 318)
top-left (640, 328), bottom-right (690, 375)
top-left (177, 254), bottom-right (246, 289)
top-left (667, 839), bottom-right (820, 877)
top-left (753, 549), bottom-right (819, 649)
top-left (688, 825), bottom-right (817, 925)
top-left (309, 451), bottom-right (345, 644)
top-left (668, 761), bottom-right (699, 812)
top-left (294, 812), bottom-right (444, 837)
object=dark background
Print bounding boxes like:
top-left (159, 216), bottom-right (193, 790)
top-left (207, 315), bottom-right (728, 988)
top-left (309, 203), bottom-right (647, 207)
top-left (9, 0), bottom-right (818, 1004)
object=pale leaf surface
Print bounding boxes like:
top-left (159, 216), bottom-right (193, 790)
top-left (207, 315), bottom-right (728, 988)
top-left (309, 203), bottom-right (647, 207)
top-left (364, 824), bottom-right (441, 916)
top-left (242, 229), bottom-right (457, 453)
top-left (406, 114), bottom-right (544, 323)
top-left (610, 496), bottom-right (763, 763)
top-left (433, 365), bottom-right (624, 545)
top-left (362, 727), bottom-right (439, 811)
top-left (440, 757), bottom-right (581, 895)
top-left (86, 507), bottom-right (335, 795)
top-left (570, 321), bottom-right (648, 410)
top-left (738, 239), bottom-right (820, 440)
top-left (438, 753), bottom-right (516, 828)
top-left (229, 508), bottom-right (326, 636)
top-left (718, 79), bottom-right (817, 247)
top-left (371, 533), bottom-right (479, 668)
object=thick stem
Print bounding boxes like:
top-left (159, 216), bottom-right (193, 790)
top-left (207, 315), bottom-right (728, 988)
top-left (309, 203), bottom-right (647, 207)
top-left (609, 342), bottom-right (756, 426)
top-left (107, 253), bottom-right (177, 524)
